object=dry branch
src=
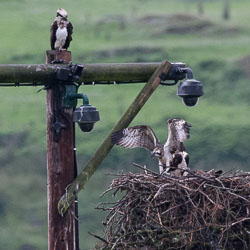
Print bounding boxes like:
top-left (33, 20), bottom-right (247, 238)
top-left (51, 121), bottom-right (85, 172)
top-left (95, 167), bottom-right (250, 250)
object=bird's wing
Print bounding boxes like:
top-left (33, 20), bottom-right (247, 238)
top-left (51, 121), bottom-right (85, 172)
top-left (50, 20), bottom-right (58, 50)
top-left (64, 21), bottom-right (73, 49)
top-left (111, 125), bottom-right (159, 152)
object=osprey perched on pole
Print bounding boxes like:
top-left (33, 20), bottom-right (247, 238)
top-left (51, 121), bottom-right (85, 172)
top-left (111, 118), bottom-right (191, 175)
top-left (50, 8), bottom-right (73, 50)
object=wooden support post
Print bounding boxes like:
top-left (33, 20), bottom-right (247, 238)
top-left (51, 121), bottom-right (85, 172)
top-left (58, 60), bottom-right (172, 215)
top-left (46, 50), bottom-right (78, 250)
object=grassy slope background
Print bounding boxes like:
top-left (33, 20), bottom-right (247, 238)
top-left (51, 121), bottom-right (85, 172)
top-left (0, 0), bottom-right (250, 249)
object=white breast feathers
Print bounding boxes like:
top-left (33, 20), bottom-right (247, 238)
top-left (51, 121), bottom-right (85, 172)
top-left (55, 27), bottom-right (68, 49)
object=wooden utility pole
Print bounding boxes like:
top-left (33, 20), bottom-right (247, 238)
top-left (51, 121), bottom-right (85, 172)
top-left (46, 50), bottom-right (78, 250)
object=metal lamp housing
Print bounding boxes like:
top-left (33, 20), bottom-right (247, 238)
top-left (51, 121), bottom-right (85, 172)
top-left (73, 104), bottom-right (100, 132)
top-left (177, 79), bottom-right (203, 107)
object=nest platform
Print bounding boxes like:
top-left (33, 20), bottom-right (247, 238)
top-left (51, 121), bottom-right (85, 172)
top-left (95, 165), bottom-right (250, 250)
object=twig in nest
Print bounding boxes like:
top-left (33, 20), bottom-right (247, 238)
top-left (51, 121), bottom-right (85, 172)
top-left (88, 232), bottom-right (108, 245)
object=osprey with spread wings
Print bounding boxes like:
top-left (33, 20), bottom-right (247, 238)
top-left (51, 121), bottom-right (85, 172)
top-left (50, 8), bottom-right (73, 50)
top-left (111, 118), bottom-right (192, 175)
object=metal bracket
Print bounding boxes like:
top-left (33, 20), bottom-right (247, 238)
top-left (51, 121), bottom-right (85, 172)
top-left (55, 63), bottom-right (84, 109)
top-left (51, 63), bottom-right (84, 141)
top-left (63, 85), bottom-right (79, 108)
top-left (63, 86), bottom-right (90, 108)
top-left (159, 62), bottom-right (186, 85)
top-left (55, 63), bottom-right (84, 82)
top-left (53, 121), bottom-right (67, 142)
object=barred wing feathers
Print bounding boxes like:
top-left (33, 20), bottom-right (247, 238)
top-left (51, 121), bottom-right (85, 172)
top-left (50, 20), bottom-right (58, 50)
top-left (111, 125), bottom-right (159, 152)
top-left (64, 21), bottom-right (73, 49)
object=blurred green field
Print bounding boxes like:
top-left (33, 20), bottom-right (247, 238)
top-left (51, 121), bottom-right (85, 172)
top-left (1, 0), bottom-right (250, 249)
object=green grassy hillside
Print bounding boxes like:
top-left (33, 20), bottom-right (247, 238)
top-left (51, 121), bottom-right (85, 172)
top-left (1, 0), bottom-right (250, 249)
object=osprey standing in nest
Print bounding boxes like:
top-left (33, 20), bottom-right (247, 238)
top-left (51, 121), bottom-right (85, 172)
top-left (111, 118), bottom-right (192, 175)
top-left (50, 8), bottom-right (73, 50)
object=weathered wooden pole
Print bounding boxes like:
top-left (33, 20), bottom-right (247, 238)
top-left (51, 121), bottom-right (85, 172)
top-left (58, 61), bottom-right (172, 215)
top-left (46, 50), bottom-right (78, 250)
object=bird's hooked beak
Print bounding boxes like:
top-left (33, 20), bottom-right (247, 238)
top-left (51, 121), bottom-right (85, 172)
top-left (151, 152), bottom-right (155, 158)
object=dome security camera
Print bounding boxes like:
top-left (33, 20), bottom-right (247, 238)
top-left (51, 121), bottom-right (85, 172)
top-left (73, 104), bottom-right (100, 132)
top-left (177, 78), bottom-right (203, 107)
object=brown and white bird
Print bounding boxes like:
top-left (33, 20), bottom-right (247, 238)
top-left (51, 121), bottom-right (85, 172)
top-left (164, 118), bottom-right (191, 175)
top-left (111, 118), bottom-right (192, 175)
top-left (50, 8), bottom-right (73, 50)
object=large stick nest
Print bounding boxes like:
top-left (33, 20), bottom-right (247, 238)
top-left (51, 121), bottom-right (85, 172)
top-left (95, 165), bottom-right (250, 250)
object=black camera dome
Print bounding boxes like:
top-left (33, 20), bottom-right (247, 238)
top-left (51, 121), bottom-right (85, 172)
top-left (182, 96), bottom-right (199, 107)
top-left (73, 104), bottom-right (100, 132)
top-left (78, 123), bottom-right (94, 132)
top-left (177, 79), bottom-right (203, 107)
